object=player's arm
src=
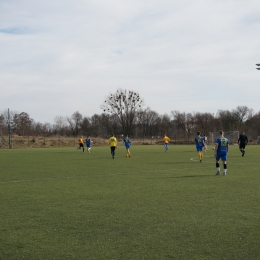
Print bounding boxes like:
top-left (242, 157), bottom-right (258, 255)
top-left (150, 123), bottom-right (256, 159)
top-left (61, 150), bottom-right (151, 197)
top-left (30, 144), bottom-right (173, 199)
top-left (214, 143), bottom-right (218, 157)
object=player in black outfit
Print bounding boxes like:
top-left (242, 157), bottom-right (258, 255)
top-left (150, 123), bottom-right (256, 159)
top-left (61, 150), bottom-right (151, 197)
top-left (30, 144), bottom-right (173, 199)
top-left (238, 132), bottom-right (248, 157)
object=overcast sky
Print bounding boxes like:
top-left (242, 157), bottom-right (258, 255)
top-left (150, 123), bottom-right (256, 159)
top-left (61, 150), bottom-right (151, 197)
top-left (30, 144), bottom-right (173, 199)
top-left (1, 0), bottom-right (260, 123)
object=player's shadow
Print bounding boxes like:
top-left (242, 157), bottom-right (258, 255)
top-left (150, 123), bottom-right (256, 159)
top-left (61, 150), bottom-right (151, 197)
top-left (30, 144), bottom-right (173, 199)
top-left (169, 174), bottom-right (215, 178)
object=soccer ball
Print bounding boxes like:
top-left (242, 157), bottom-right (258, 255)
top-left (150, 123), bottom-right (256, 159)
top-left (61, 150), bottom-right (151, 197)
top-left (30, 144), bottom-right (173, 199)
top-left (212, 147), bottom-right (215, 150)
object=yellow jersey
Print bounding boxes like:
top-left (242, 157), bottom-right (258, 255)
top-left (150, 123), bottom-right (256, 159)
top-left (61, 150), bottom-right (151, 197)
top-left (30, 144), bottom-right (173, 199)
top-left (163, 136), bottom-right (170, 143)
top-left (109, 136), bottom-right (117, 147)
top-left (79, 138), bottom-right (84, 144)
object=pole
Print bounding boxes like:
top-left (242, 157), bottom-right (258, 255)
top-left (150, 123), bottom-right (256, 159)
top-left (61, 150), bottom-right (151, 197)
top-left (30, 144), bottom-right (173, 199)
top-left (8, 108), bottom-right (11, 149)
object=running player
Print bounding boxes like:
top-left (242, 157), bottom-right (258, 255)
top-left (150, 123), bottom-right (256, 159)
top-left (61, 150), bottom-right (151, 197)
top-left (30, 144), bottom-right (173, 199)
top-left (78, 136), bottom-right (85, 153)
top-left (163, 134), bottom-right (170, 152)
top-left (238, 131), bottom-right (248, 157)
top-left (85, 136), bottom-right (92, 153)
top-left (215, 130), bottom-right (229, 176)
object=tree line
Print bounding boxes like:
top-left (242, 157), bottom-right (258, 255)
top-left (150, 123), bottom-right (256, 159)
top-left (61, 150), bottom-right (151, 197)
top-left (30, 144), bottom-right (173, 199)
top-left (1, 89), bottom-right (260, 143)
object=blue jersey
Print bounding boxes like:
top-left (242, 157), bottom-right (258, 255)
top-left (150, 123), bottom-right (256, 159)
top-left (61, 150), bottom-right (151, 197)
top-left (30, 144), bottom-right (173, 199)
top-left (123, 137), bottom-right (131, 148)
top-left (195, 136), bottom-right (204, 148)
top-left (86, 138), bottom-right (91, 147)
top-left (215, 137), bottom-right (229, 154)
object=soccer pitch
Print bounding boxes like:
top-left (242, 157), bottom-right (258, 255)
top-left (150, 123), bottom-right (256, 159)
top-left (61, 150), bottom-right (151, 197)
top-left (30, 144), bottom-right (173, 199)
top-left (1, 145), bottom-right (260, 259)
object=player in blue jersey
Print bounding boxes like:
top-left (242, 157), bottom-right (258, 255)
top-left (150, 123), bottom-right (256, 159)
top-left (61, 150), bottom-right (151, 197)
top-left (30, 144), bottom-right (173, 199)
top-left (85, 136), bottom-right (92, 153)
top-left (123, 135), bottom-right (131, 157)
top-left (214, 130), bottom-right (229, 176)
top-left (195, 131), bottom-right (205, 162)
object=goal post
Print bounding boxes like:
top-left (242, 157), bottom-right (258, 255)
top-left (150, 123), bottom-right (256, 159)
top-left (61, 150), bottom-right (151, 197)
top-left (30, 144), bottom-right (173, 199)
top-left (209, 131), bottom-right (239, 145)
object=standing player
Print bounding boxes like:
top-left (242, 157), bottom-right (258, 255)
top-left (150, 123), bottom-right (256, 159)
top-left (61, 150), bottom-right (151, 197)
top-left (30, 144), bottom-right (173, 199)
top-left (78, 136), bottom-right (85, 153)
top-left (215, 130), bottom-right (229, 176)
top-left (203, 135), bottom-right (208, 152)
top-left (163, 134), bottom-right (170, 152)
top-left (123, 135), bottom-right (131, 158)
top-left (85, 136), bottom-right (92, 153)
top-left (238, 131), bottom-right (248, 157)
top-left (109, 134), bottom-right (117, 159)
top-left (195, 131), bottom-right (205, 162)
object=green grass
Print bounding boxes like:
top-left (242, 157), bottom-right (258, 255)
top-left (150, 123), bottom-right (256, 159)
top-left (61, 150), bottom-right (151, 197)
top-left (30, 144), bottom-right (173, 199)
top-left (1, 145), bottom-right (260, 260)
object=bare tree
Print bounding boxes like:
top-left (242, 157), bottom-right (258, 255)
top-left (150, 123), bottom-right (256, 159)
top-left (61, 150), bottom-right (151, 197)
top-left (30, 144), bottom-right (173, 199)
top-left (0, 114), bottom-right (5, 135)
top-left (80, 116), bottom-right (91, 135)
top-left (54, 116), bottom-right (67, 135)
top-left (13, 112), bottom-right (33, 136)
top-left (101, 89), bottom-right (144, 135)
top-left (171, 111), bottom-right (195, 142)
top-left (67, 111), bottom-right (83, 136)
top-left (194, 112), bottom-right (215, 134)
top-left (217, 110), bottom-right (237, 131)
top-left (232, 106), bottom-right (253, 129)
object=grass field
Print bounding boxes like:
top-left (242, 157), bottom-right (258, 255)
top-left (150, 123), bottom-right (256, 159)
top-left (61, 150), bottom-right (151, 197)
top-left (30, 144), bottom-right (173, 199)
top-left (1, 145), bottom-right (260, 260)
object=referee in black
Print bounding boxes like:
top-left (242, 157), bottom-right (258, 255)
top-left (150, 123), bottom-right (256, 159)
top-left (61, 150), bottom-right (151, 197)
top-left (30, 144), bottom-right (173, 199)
top-left (238, 131), bottom-right (248, 157)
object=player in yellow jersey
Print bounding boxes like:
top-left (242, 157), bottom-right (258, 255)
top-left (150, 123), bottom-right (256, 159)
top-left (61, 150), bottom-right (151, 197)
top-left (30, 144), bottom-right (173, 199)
top-left (109, 134), bottom-right (117, 159)
top-left (78, 136), bottom-right (85, 153)
top-left (163, 134), bottom-right (170, 152)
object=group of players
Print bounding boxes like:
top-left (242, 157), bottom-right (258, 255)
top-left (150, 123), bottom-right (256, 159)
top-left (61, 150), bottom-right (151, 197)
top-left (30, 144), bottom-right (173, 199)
top-left (77, 134), bottom-right (131, 159)
top-left (77, 131), bottom-right (249, 176)
top-left (77, 136), bottom-right (92, 153)
top-left (195, 130), bottom-right (248, 176)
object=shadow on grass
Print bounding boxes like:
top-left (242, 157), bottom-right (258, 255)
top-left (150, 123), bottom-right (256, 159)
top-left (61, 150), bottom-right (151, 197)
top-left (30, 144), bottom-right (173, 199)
top-left (146, 174), bottom-right (215, 179)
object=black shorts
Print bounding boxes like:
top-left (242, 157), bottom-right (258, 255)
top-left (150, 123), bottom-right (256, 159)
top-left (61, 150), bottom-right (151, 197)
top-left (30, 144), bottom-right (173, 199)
top-left (79, 143), bottom-right (84, 148)
top-left (239, 143), bottom-right (246, 149)
top-left (110, 146), bottom-right (116, 152)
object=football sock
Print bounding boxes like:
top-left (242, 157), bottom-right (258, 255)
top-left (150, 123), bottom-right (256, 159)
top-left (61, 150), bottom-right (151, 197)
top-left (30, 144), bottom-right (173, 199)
top-left (224, 164), bottom-right (227, 174)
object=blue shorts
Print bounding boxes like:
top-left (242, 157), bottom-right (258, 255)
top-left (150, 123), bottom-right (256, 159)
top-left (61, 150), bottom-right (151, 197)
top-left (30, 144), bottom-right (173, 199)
top-left (86, 143), bottom-right (91, 148)
top-left (216, 152), bottom-right (228, 161)
top-left (196, 146), bottom-right (203, 152)
top-left (125, 145), bottom-right (130, 149)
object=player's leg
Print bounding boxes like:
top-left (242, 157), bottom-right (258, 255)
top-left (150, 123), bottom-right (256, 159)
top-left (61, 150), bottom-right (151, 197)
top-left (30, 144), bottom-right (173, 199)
top-left (239, 143), bottom-right (243, 155)
top-left (242, 144), bottom-right (246, 156)
top-left (222, 154), bottom-right (227, 175)
top-left (111, 146), bottom-right (115, 159)
top-left (198, 151), bottom-right (201, 162)
top-left (197, 148), bottom-right (202, 162)
top-left (201, 147), bottom-right (204, 161)
top-left (223, 161), bottom-right (227, 175)
top-left (215, 154), bottom-right (221, 175)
